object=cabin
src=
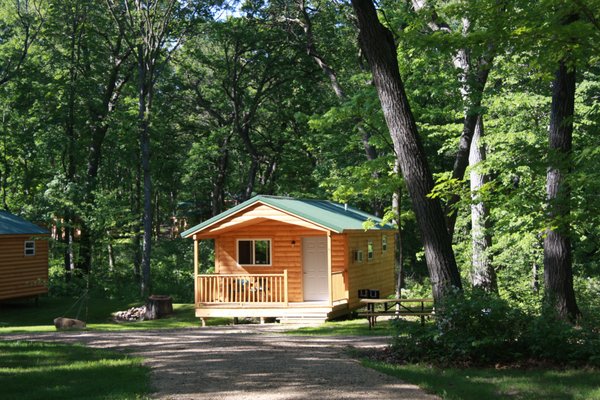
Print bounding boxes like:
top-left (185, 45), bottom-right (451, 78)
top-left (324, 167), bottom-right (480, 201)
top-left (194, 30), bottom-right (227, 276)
top-left (0, 211), bottom-right (49, 301)
top-left (181, 195), bottom-right (396, 324)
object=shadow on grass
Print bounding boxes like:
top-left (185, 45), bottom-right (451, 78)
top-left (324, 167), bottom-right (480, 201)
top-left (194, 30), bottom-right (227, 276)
top-left (284, 317), bottom-right (395, 336)
top-left (0, 298), bottom-right (232, 334)
top-left (363, 360), bottom-right (600, 400)
top-left (0, 341), bottom-right (150, 400)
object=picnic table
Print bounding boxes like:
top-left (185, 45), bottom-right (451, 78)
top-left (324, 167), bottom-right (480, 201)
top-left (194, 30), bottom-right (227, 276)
top-left (359, 298), bottom-right (434, 328)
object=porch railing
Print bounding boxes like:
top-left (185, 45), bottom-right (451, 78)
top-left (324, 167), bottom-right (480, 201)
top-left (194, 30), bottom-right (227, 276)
top-left (331, 271), bottom-right (346, 302)
top-left (196, 271), bottom-right (288, 305)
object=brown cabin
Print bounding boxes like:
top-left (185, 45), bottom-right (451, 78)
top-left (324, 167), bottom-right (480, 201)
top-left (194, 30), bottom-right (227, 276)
top-left (0, 211), bottom-right (49, 301)
top-left (181, 195), bottom-right (396, 324)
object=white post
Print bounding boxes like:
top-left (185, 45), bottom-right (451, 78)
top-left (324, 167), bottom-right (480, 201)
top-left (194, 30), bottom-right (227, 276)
top-left (327, 233), bottom-right (333, 307)
top-left (194, 237), bottom-right (199, 305)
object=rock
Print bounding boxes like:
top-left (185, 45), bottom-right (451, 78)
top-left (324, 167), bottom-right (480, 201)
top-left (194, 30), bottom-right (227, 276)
top-left (54, 317), bottom-right (86, 330)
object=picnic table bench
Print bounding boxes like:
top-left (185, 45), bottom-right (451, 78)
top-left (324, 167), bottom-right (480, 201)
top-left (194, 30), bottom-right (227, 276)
top-left (358, 298), bottom-right (434, 328)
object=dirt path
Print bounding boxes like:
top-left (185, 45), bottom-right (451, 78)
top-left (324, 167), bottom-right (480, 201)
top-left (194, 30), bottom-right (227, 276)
top-left (5, 325), bottom-right (438, 400)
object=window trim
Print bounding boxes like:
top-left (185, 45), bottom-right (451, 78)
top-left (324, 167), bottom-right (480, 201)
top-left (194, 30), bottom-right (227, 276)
top-left (236, 238), bottom-right (272, 267)
top-left (353, 249), bottom-right (363, 263)
top-left (367, 240), bottom-right (374, 261)
top-left (382, 235), bottom-right (388, 253)
top-left (24, 240), bottom-right (35, 256)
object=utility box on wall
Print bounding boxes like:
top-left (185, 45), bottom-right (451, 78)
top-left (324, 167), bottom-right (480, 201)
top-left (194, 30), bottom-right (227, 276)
top-left (358, 289), bottom-right (380, 299)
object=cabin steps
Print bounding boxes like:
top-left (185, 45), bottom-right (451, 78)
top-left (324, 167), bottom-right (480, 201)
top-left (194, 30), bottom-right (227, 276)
top-left (277, 311), bottom-right (329, 325)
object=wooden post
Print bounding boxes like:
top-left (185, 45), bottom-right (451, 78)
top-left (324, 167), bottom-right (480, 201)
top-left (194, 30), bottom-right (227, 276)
top-left (194, 237), bottom-right (199, 305)
top-left (327, 233), bottom-right (333, 307)
top-left (283, 269), bottom-right (288, 306)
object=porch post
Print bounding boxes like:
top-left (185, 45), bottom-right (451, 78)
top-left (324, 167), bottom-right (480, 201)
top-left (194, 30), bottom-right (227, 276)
top-left (327, 232), bottom-right (333, 306)
top-left (284, 269), bottom-right (289, 306)
top-left (193, 236), bottom-right (199, 305)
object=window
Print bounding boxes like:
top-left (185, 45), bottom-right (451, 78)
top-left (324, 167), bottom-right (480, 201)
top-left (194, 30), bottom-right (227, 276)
top-left (24, 241), bottom-right (35, 256)
top-left (382, 235), bottom-right (388, 252)
top-left (367, 240), bottom-right (374, 261)
top-left (353, 249), bottom-right (363, 263)
top-left (237, 239), bottom-right (271, 266)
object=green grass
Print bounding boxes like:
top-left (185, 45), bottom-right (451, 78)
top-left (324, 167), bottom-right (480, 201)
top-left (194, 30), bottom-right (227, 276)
top-left (0, 340), bottom-right (150, 400)
top-left (0, 297), bottom-right (231, 334)
top-left (284, 317), bottom-right (396, 336)
top-left (363, 360), bottom-right (600, 400)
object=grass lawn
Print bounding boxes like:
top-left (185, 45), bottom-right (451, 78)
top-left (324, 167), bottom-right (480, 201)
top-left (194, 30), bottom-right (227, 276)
top-left (0, 297), bottom-right (230, 334)
top-left (363, 360), bottom-right (600, 400)
top-left (284, 315), bottom-right (424, 336)
top-left (0, 340), bottom-right (150, 400)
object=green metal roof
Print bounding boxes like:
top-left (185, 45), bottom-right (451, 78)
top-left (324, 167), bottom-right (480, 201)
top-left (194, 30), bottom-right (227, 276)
top-left (0, 211), bottom-right (49, 235)
top-left (181, 195), bottom-right (395, 238)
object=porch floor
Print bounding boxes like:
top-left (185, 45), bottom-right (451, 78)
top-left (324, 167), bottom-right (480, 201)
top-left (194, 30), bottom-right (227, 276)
top-left (195, 299), bottom-right (349, 321)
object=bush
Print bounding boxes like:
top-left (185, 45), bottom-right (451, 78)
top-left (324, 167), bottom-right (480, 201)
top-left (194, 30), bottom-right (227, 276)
top-left (391, 290), bottom-right (600, 367)
top-left (48, 238), bottom-right (200, 302)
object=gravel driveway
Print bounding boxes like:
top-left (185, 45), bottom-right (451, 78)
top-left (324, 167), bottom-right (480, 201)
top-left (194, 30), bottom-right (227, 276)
top-left (5, 325), bottom-right (438, 400)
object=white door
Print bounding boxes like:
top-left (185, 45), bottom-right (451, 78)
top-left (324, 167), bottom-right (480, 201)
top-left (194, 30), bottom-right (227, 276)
top-left (302, 236), bottom-right (328, 301)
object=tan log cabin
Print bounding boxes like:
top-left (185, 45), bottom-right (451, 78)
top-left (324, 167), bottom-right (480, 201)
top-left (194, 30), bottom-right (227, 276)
top-left (181, 195), bottom-right (396, 325)
top-left (0, 211), bottom-right (49, 301)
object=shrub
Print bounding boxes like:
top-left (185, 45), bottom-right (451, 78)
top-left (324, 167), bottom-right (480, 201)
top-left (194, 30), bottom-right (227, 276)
top-left (392, 290), bottom-right (528, 366)
top-left (391, 289), bottom-right (600, 368)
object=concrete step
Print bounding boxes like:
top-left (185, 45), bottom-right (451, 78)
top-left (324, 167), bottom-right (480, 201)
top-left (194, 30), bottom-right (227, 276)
top-left (277, 313), bottom-right (329, 325)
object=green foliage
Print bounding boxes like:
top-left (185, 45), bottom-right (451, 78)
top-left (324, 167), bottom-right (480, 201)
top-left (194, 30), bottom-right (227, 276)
top-left (391, 290), bottom-right (600, 367)
top-left (150, 239), bottom-right (194, 302)
top-left (363, 360), bottom-right (600, 400)
top-left (0, 341), bottom-right (150, 400)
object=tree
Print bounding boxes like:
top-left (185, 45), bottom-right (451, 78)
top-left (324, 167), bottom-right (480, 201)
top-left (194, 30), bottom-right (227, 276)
top-left (469, 116), bottom-right (496, 291)
top-left (107, 0), bottom-right (185, 296)
top-left (543, 32), bottom-right (581, 322)
top-left (0, 0), bottom-right (44, 86)
top-left (351, 0), bottom-right (462, 302)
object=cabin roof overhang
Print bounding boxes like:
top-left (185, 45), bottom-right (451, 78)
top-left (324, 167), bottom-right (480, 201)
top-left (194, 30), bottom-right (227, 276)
top-left (181, 195), bottom-right (395, 239)
top-left (0, 211), bottom-right (49, 236)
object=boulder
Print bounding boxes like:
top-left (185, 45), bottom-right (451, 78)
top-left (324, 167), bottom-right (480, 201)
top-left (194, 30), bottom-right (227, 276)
top-left (53, 317), bottom-right (86, 330)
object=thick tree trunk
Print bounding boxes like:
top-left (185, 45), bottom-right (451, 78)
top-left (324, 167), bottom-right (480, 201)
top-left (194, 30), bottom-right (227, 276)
top-left (469, 116), bottom-right (496, 292)
top-left (543, 59), bottom-right (580, 322)
top-left (351, 0), bottom-right (462, 303)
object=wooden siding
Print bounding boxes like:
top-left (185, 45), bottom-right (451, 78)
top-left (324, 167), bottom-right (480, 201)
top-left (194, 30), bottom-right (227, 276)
top-left (0, 235), bottom-right (49, 300)
top-left (214, 220), bottom-right (326, 302)
top-left (196, 203), bottom-right (329, 238)
top-left (346, 231), bottom-right (395, 309)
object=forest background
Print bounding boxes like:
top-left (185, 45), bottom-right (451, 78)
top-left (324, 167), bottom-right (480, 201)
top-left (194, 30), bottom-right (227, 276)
top-left (1, 0), bottom-right (600, 337)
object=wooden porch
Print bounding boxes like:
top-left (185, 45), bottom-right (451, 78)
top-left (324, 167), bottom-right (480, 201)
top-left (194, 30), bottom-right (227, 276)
top-left (195, 271), bottom-right (348, 322)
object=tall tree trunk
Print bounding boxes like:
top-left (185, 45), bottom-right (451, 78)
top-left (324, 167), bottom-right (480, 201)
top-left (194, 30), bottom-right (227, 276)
top-left (409, 0), bottom-right (494, 239)
top-left (64, 8), bottom-right (80, 275)
top-left (138, 48), bottom-right (154, 298)
top-left (392, 159), bottom-right (404, 298)
top-left (469, 116), bottom-right (496, 292)
top-left (543, 58), bottom-right (581, 322)
top-left (77, 35), bottom-right (129, 272)
top-left (1, 108), bottom-right (9, 210)
top-left (351, 0), bottom-right (462, 303)
top-left (212, 135), bottom-right (230, 216)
